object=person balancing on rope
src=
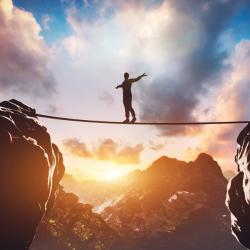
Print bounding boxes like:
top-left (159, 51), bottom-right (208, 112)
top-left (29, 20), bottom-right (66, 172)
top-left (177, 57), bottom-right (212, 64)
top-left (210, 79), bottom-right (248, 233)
top-left (115, 72), bottom-right (147, 123)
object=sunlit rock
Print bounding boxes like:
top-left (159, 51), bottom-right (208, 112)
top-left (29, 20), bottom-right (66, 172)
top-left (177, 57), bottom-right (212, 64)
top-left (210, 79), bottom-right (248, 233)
top-left (0, 99), bottom-right (65, 249)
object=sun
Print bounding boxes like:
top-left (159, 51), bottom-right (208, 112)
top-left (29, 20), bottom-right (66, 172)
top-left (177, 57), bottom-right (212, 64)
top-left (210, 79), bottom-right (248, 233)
top-left (103, 168), bottom-right (125, 181)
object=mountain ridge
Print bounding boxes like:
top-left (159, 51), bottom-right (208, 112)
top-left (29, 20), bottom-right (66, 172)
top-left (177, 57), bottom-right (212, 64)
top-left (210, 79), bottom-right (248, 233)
top-left (34, 152), bottom-right (245, 250)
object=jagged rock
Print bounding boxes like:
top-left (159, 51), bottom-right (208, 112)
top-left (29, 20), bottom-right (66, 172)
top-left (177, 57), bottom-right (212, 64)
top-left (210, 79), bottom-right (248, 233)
top-left (30, 188), bottom-right (119, 250)
top-left (226, 123), bottom-right (250, 249)
top-left (0, 99), bottom-right (65, 250)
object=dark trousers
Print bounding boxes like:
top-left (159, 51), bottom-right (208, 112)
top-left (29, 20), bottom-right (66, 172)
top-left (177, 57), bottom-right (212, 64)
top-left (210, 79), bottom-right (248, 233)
top-left (123, 96), bottom-right (135, 118)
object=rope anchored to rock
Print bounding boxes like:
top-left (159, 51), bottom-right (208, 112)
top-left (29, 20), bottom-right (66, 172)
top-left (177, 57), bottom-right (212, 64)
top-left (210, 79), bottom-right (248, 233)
top-left (36, 114), bottom-right (250, 126)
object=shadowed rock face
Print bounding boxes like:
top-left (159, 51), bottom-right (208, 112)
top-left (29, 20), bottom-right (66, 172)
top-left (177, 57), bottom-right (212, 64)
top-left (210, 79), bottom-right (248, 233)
top-left (0, 99), bottom-right (65, 250)
top-left (226, 123), bottom-right (250, 249)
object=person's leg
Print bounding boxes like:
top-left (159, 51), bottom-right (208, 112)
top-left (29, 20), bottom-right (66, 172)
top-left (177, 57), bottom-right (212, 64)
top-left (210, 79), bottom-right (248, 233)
top-left (123, 99), bottom-right (130, 123)
top-left (128, 97), bottom-right (136, 122)
top-left (130, 107), bottom-right (136, 118)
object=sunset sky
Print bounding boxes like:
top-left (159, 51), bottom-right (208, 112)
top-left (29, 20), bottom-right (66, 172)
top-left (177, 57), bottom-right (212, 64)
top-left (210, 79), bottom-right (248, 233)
top-left (1, 0), bottom-right (250, 180)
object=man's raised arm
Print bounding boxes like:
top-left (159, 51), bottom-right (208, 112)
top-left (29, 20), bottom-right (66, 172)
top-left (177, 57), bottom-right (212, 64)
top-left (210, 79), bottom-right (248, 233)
top-left (130, 73), bottom-right (147, 83)
top-left (115, 83), bottom-right (123, 89)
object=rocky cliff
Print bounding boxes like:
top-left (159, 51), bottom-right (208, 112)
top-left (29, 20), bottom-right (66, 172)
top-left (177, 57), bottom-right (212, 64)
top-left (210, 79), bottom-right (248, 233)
top-left (0, 99), bottom-right (65, 249)
top-left (226, 123), bottom-right (250, 249)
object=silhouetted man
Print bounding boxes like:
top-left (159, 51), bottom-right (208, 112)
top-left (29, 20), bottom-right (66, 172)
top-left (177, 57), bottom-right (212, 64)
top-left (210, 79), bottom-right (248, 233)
top-left (116, 72), bottom-right (147, 123)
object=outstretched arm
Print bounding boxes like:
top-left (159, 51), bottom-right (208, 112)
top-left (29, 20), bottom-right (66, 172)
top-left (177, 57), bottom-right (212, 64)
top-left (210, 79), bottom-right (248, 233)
top-left (115, 84), bottom-right (123, 89)
top-left (130, 73), bottom-right (147, 83)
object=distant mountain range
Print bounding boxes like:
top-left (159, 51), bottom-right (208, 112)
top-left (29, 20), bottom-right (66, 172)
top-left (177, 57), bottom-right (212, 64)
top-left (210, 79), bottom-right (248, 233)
top-left (31, 153), bottom-right (243, 250)
top-left (62, 154), bottom-right (237, 209)
top-left (62, 169), bottom-right (142, 209)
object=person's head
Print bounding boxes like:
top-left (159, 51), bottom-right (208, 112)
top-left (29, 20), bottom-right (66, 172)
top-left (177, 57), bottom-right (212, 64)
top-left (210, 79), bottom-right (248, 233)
top-left (124, 72), bottom-right (129, 80)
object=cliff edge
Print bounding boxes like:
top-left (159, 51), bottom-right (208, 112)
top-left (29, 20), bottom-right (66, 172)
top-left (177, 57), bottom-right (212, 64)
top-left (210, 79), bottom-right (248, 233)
top-left (0, 99), bottom-right (65, 249)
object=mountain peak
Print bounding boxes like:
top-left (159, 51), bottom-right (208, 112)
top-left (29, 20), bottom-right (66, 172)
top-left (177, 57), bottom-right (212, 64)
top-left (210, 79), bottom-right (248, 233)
top-left (195, 153), bottom-right (215, 163)
top-left (146, 155), bottom-right (184, 176)
top-left (150, 155), bottom-right (183, 167)
top-left (192, 153), bottom-right (225, 180)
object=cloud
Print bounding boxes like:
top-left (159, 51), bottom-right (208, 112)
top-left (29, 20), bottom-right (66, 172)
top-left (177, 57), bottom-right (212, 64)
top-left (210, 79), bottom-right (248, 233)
top-left (63, 138), bottom-right (93, 158)
top-left (42, 14), bottom-right (52, 30)
top-left (57, 0), bottom-right (250, 170)
top-left (201, 40), bottom-right (250, 156)
top-left (64, 0), bottom-right (202, 68)
top-left (0, 0), bottom-right (56, 97)
top-left (94, 138), bottom-right (144, 164)
top-left (93, 138), bottom-right (117, 160)
top-left (149, 140), bottom-right (164, 151)
top-left (182, 39), bottom-right (250, 162)
top-left (62, 0), bottom-right (250, 137)
top-left (216, 39), bottom-right (250, 122)
top-left (62, 35), bottom-right (85, 58)
top-left (63, 138), bottom-right (144, 164)
top-left (137, 0), bottom-right (248, 136)
top-left (114, 144), bottom-right (144, 164)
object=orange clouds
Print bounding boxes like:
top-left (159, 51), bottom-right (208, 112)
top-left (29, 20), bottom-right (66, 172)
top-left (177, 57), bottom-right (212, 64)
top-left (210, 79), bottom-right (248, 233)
top-left (63, 138), bottom-right (92, 158)
top-left (63, 138), bottom-right (144, 164)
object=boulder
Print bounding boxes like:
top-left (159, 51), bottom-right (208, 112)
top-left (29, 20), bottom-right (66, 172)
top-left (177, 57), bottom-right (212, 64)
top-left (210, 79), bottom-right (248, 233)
top-left (226, 123), bottom-right (250, 249)
top-left (0, 99), bottom-right (65, 249)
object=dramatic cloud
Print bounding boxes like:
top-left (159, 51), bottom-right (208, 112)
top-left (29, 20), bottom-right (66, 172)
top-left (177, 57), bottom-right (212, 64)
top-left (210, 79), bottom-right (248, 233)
top-left (63, 138), bottom-right (144, 164)
top-left (55, 0), bottom-right (250, 174)
top-left (61, 0), bottom-right (250, 137)
top-left (138, 0), bottom-right (249, 136)
top-left (65, 0), bottom-right (201, 69)
top-left (210, 40), bottom-right (250, 146)
top-left (0, 0), bottom-right (56, 96)
top-left (215, 40), bottom-right (250, 123)
top-left (198, 39), bottom-right (250, 159)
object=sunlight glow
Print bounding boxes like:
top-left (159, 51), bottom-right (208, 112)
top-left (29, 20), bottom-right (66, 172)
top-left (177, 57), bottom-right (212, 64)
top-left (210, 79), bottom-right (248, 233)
top-left (102, 168), bottom-right (125, 181)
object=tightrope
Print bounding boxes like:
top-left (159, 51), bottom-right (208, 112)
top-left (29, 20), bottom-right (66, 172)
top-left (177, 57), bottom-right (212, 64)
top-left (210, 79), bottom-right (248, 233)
top-left (36, 114), bottom-right (249, 126)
